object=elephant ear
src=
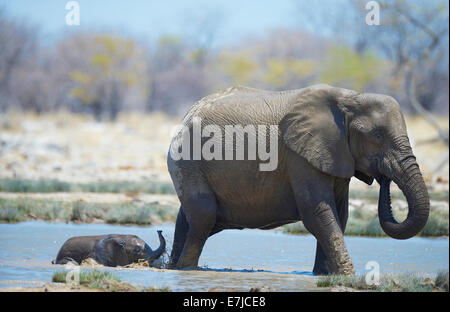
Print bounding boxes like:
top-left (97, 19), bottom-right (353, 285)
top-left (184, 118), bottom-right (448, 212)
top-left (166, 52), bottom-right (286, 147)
top-left (280, 87), bottom-right (354, 178)
top-left (94, 236), bottom-right (129, 267)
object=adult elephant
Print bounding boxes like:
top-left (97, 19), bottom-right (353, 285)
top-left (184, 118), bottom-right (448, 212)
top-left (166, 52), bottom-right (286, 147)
top-left (53, 231), bottom-right (166, 267)
top-left (167, 84), bottom-right (430, 275)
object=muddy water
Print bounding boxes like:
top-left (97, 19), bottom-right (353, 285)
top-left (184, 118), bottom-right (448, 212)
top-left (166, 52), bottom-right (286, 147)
top-left (0, 221), bottom-right (448, 291)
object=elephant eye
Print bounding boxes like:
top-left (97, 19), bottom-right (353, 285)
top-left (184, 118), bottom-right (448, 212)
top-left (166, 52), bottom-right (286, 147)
top-left (372, 129), bottom-right (384, 142)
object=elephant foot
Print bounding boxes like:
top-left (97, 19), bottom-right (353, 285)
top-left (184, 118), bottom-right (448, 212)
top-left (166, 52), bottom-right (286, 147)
top-left (171, 259), bottom-right (199, 270)
top-left (175, 258), bottom-right (200, 270)
top-left (313, 260), bottom-right (354, 276)
top-left (167, 260), bottom-right (197, 270)
top-left (326, 234), bottom-right (355, 275)
top-left (167, 262), bottom-right (177, 270)
top-left (332, 261), bottom-right (355, 275)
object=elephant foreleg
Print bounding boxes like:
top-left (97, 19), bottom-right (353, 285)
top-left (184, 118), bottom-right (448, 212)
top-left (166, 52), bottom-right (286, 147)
top-left (312, 243), bottom-right (329, 275)
top-left (289, 164), bottom-right (354, 275)
top-left (313, 179), bottom-right (350, 275)
top-left (304, 201), bottom-right (353, 275)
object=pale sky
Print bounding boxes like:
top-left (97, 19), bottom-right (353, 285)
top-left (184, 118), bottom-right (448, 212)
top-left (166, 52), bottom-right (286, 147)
top-left (0, 0), bottom-right (310, 46)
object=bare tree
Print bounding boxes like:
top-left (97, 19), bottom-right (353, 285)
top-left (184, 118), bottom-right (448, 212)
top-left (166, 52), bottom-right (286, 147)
top-left (374, 0), bottom-right (449, 171)
top-left (0, 10), bottom-right (37, 112)
top-left (148, 9), bottom-right (225, 115)
top-left (294, 0), bottom-right (449, 171)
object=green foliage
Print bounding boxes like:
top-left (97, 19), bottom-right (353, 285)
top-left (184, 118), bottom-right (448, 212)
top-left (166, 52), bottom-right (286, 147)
top-left (319, 45), bottom-right (384, 91)
top-left (158, 34), bottom-right (182, 47)
top-left (219, 44), bottom-right (386, 92)
top-left (263, 58), bottom-right (316, 87)
top-left (66, 34), bottom-right (149, 119)
top-left (220, 53), bottom-right (258, 85)
top-left (219, 53), bottom-right (318, 89)
top-left (91, 53), bottom-right (112, 70)
top-left (189, 48), bottom-right (208, 65)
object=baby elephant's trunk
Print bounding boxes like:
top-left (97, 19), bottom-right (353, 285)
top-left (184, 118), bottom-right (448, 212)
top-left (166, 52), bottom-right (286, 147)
top-left (148, 230), bottom-right (166, 261)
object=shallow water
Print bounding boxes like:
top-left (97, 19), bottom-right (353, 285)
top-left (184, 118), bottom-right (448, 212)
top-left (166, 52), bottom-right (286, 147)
top-left (0, 221), bottom-right (448, 291)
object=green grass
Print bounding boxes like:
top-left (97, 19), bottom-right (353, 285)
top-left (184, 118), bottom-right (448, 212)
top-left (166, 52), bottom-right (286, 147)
top-left (435, 270), bottom-right (450, 292)
top-left (316, 270), bottom-right (449, 292)
top-left (350, 189), bottom-right (449, 202)
top-left (52, 269), bottom-right (171, 292)
top-left (1, 196), bottom-right (446, 236)
top-left (0, 198), bottom-right (178, 224)
top-left (283, 206), bottom-right (449, 237)
top-left (0, 178), bottom-right (175, 194)
top-left (52, 270), bottom-right (120, 288)
top-left (1, 179), bottom-right (446, 201)
top-left (0, 178), bottom-right (447, 236)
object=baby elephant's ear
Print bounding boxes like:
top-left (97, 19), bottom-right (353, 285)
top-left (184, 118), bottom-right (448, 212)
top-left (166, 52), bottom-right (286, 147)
top-left (280, 87), bottom-right (354, 178)
top-left (94, 236), bottom-right (129, 267)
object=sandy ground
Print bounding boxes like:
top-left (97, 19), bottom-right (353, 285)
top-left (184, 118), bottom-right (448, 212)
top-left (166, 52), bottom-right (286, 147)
top-left (0, 280), bottom-right (333, 292)
top-left (0, 284), bottom-right (340, 292)
top-left (0, 112), bottom-right (448, 185)
top-left (0, 282), bottom-right (111, 292)
top-left (0, 112), bottom-right (176, 183)
top-left (0, 280), bottom-right (161, 292)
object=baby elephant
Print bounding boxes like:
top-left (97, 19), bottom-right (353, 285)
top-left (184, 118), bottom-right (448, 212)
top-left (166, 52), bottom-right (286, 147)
top-left (52, 230), bottom-right (166, 267)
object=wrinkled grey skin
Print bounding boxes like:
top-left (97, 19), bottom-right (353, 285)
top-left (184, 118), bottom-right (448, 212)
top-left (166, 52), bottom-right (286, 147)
top-left (167, 84), bottom-right (430, 275)
top-left (52, 231), bottom-right (166, 267)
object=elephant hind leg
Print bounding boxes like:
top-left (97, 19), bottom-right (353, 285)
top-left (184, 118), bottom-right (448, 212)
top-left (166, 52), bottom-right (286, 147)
top-left (169, 207), bottom-right (189, 268)
top-left (176, 192), bottom-right (217, 269)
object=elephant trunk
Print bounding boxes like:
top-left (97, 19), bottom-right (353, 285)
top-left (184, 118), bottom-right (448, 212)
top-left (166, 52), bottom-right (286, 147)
top-left (377, 152), bottom-right (430, 239)
top-left (148, 230), bottom-right (166, 260)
